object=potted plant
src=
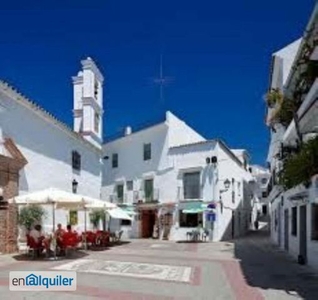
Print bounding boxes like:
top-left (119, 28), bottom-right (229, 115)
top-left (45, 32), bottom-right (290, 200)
top-left (89, 209), bottom-right (105, 230)
top-left (18, 204), bottom-right (46, 232)
top-left (266, 89), bottom-right (283, 108)
top-left (279, 136), bottom-right (318, 190)
top-left (17, 204), bottom-right (46, 244)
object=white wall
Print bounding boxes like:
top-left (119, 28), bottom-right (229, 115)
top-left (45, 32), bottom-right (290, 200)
top-left (101, 111), bottom-right (206, 204)
top-left (0, 87), bottom-right (103, 234)
top-left (102, 123), bottom-right (171, 202)
top-left (270, 188), bottom-right (318, 272)
top-left (166, 111), bottom-right (205, 148)
top-left (215, 143), bottom-right (253, 240)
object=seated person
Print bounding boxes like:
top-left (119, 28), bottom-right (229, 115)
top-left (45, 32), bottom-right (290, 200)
top-left (29, 224), bottom-right (45, 255)
top-left (66, 224), bottom-right (73, 233)
top-left (55, 223), bottom-right (65, 248)
top-left (55, 223), bottom-right (65, 237)
top-left (29, 224), bottom-right (44, 246)
top-left (62, 224), bottom-right (78, 248)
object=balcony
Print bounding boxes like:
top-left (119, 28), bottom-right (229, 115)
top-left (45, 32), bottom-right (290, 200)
top-left (109, 194), bottom-right (127, 204)
top-left (283, 78), bottom-right (318, 145)
top-left (133, 189), bottom-right (159, 204)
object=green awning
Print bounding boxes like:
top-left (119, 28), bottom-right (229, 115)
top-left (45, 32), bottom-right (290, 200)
top-left (182, 202), bottom-right (204, 214)
top-left (182, 202), bottom-right (216, 214)
top-left (121, 206), bottom-right (137, 216)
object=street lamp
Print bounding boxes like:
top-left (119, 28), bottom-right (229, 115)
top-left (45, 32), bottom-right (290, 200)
top-left (224, 179), bottom-right (231, 190)
top-left (72, 179), bottom-right (78, 194)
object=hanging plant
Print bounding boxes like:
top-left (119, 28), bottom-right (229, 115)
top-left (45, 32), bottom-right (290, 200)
top-left (18, 205), bottom-right (46, 231)
top-left (279, 136), bottom-right (318, 190)
top-left (89, 209), bottom-right (105, 229)
top-left (266, 88), bottom-right (284, 108)
top-left (302, 60), bottom-right (318, 90)
top-left (273, 99), bottom-right (300, 127)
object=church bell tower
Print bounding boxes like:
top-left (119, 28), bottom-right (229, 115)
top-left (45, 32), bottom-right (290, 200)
top-left (72, 57), bottom-right (104, 149)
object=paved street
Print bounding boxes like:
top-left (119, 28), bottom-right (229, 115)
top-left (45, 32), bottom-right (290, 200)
top-left (0, 231), bottom-right (318, 299)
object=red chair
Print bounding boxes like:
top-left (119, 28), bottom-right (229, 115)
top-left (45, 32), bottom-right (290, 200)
top-left (99, 231), bottom-right (109, 247)
top-left (60, 232), bottom-right (79, 256)
top-left (83, 231), bottom-right (96, 248)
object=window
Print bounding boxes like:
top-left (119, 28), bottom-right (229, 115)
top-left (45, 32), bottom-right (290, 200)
top-left (117, 184), bottom-right (124, 203)
top-left (183, 172), bottom-right (200, 199)
top-left (311, 204), bottom-right (318, 240)
top-left (262, 191), bottom-right (268, 198)
top-left (144, 179), bottom-right (154, 202)
top-left (143, 143), bottom-right (151, 161)
top-left (121, 219), bottom-right (131, 226)
top-left (94, 113), bottom-right (99, 133)
top-left (72, 151), bottom-right (81, 171)
top-left (127, 180), bottom-right (133, 191)
top-left (112, 153), bottom-right (118, 168)
top-left (94, 80), bottom-right (98, 99)
top-left (69, 210), bottom-right (78, 226)
top-left (291, 207), bottom-right (297, 236)
top-left (179, 211), bottom-right (202, 227)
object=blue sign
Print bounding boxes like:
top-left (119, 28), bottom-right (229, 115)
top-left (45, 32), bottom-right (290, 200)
top-left (206, 212), bottom-right (216, 222)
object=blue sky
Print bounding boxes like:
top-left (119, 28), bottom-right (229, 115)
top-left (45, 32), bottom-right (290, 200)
top-left (0, 1), bottom-right (314, 164)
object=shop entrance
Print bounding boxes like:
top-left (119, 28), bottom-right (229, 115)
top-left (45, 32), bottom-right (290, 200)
top-left (141, 209), bottom-right (157, 238)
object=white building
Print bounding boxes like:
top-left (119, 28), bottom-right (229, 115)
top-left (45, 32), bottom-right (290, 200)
top-left (266, 4), bottom-right (318, 269)
top-left (0, 54), bottom-right (260, 250)
top-left (250, 165), bottom-right (270, 215)
top-left (102, 112), bottom-right (256, 241)
top-left (0, 58), bottom-right (104, 233)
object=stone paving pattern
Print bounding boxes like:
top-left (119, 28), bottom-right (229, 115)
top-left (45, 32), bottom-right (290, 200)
top-left (0, 231), bottom-right (317, 299)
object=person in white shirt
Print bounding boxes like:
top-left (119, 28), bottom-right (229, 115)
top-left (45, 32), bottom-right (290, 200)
top-left (29, 224), bottom-right (44, 245)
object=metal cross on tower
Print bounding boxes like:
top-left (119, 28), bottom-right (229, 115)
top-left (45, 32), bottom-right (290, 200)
top-left (154, 54), bottom-right (171, 104)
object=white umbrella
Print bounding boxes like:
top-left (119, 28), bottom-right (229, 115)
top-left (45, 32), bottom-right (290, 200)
top-left (9, 188), bottom-right (86, 259)
top-left (83, 197), bottom-right (116, 209)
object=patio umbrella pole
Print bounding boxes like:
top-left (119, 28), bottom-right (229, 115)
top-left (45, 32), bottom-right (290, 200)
top-left (84, 207), bottom-right (87, 250)
top-left (52, 201), bottom-right (57, 260)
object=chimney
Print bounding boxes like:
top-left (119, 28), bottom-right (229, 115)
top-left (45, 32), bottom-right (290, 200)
top-left (125, 126), bottom-right (132, 136)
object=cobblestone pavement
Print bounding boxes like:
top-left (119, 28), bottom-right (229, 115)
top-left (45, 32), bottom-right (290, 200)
top-left (0, 231), bottom-right (317, 299)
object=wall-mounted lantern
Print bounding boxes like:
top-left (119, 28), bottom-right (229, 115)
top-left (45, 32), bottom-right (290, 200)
top-left (72, 179), bottom-right (78, 194)
top-left (224, 179), bottom-right (231, 190)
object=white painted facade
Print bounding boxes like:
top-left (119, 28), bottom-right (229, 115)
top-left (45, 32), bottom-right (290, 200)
top-left (102, 112), bottom-right (256, 241)
top-left (266, 4), bottom-right (318, 270)
top-left (0, 53), bottom-right (259, 246)
top-left (0, 58), bottom-right (104, 233)
top-left (250, 165), bottom-right (270, 216)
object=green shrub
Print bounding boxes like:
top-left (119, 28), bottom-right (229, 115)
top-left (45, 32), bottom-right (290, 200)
top-left (89, 209), bottom-right (105, 229)
top-left (279, 137), bottom-right (318, 189)
top-left (18, 205), bottom-right (46, 230)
